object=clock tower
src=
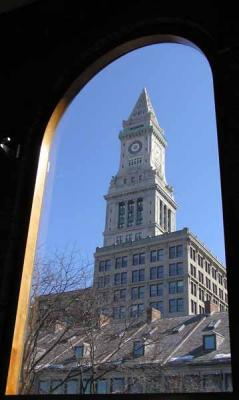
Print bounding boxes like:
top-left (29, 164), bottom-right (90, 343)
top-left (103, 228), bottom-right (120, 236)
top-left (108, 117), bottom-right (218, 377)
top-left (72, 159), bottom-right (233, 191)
top-left (103, 88), bottom-right (177, 246)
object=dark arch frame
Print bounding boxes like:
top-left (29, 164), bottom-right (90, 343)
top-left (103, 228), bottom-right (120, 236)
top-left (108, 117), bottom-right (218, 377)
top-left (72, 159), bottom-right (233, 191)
top-left (0, 1), bottom-right (238, 398)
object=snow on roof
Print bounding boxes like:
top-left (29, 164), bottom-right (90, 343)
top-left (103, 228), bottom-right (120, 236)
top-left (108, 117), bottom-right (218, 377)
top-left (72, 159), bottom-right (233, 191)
top-left (169, 355), bottom-right (194, 362)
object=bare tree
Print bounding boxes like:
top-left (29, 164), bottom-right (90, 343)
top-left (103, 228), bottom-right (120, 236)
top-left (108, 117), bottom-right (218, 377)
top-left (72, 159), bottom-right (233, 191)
top-left (20, 248), bottom-right (140, 395)
top-left (19, 248), bottom-right (93, 394)
top-left (20, 249), bottom-right (220, 395)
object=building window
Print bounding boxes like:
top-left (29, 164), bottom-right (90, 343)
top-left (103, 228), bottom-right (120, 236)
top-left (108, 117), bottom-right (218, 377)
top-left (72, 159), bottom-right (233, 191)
top-left (169, 298), bottom-right (184, 313)
top-left (169, 245), bottom-right (183, 259)
top-left (199, 305), bottom-right (205, 314)
top-left (168, 209), bottom-right (172, 232)
top-left (131, 286), bottom-right (145, 300)
top-left (125, 233), bottom-right (132, 242)
top-left (163, 204), bottom-right (167, 230)
top-left (198, 271), bottom-right (204, 284)
top-left (160, 200), bottom-right (163, 227)
top-left (206, 277), bottom-right (211, 290)
top-left (130, 303), bottom-right (144, 318)
top-left (212, 268), bottom-right (217, 280)
top-left (115, 256), bottom-right (128, 269)
top-left (198, 254), bottom-right (204, 267)
top-left (150, 249), bottom-right (164, 262)
top-left (74, 345), bottom-right (84, 359)
top-left (199, 287), bottom-right (204, 301)
top-left (191, 300), bottom-right (197, 314)
top-left (132, 269), bottom-right (145, 282)
top-left (111, 378), bottom-right (125, 393)
top-left (113, 306), bottom-right (126, 319)
top-left (150, 283), bottom-right (163, 297)
top-left (150, 265), bottom-right (164, 279)
top-left (191, 281), bottom-right (197, 296)
top-left (114, 288), bottom-right (126, 301)
top-left (66, 380), bottom-right (78, 394)
top-left (224, 278), bottom-right (227, 289)
top-left (169, 262), bottom-right (183, 276)
top-left (203, 334), bottom-right (216, 351)
top-left (114, 272), bottom-right (127, 285)
top-left (96, 380), bottom-right (107, 394)
top-left (133, 340), bottom-right (144, 357)
top-left (205, 261), bottom-right (211, 274)
top-left (38, 381), bottom-right (49, 394)
top-left (136, 198), bottom-right (143, 225)
top-left (97, 275), bottom-right (110, 288)
top-left (118, 202), bottom-right (125, 228)
top-left (99, 259), bottom-right (111, 272)
top-left (51, 380), bottom-right (63, 394)
top-left (190, 246), bottom-right (196, 261)
top-left (150, 301), bottom-right (163, 313)
top-left (169, 280), bottom-right (184, 294)
top-left (206, 293), bottom-right (211, 302)
top-left (133, 253), bottom-right (145, 265)
top-left (212, 283), bottom-right (218, 295)
top-left (190, 264), bottom-right (197, 278)
top-left (82, 379), bottom-right (91, 394)
top-left (219, 288), bottom-right (224, 300)
top-left (135, 232), bottom-right (142, 240)
top-left (127, 200), bottom-right (135, 227)
top-left (218, 273), bottom-right (223, 285)
top-left (116, 235), bottom-right (123, 245)
top-left (129, 158), bottom-right (142, 166)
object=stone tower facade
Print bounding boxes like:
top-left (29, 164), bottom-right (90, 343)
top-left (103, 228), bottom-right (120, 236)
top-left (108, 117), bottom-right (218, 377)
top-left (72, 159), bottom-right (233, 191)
top-left (94, 89), bottom-right (228, 320)
top-left (103, 88), bottom-right (177, 247)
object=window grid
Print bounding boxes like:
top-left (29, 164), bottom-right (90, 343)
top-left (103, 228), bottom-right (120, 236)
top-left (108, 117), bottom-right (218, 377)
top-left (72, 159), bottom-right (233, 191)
top-left (169, 262), bottom-right (183, 276)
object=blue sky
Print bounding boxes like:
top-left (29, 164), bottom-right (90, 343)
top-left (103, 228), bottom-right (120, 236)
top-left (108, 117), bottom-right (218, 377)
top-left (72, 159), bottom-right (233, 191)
top-left (38, 43), bottom-right (225, 265)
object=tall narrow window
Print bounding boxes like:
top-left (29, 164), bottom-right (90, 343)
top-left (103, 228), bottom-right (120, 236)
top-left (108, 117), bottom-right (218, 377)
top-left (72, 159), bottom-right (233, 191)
top-left (136, 198), bottom-right (143, 225)
top-left (127, 200), bottom-right (135, 227)
top-left (163, 204), bottom-right (167, 230)
top-left (168, 209), bottom-right (171, 232)
top-left (118, 202), bottom-right (125, 228)
top-left (160, 200), bottom-right (163, 227)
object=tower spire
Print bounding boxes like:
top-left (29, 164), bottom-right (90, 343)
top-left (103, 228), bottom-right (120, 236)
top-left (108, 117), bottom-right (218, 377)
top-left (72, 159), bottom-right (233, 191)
top-left (123, 88), bottom-right (161, 131)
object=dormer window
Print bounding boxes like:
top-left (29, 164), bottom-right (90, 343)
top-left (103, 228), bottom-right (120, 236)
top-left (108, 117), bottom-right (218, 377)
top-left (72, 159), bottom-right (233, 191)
top-left (74, 345), bottom-right (84, 359)
top-left (133, 340), bottom-right (144, 357)
top-left (203, 334), bottom-right (216, 351)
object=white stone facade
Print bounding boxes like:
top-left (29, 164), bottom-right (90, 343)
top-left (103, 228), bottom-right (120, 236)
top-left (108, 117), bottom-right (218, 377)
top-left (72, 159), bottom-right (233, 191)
top-left (94, 228), bottom-right (228, 319)
top-left (94, 89), bottom-right (228, 319)
top-left (103, 88), bottom-right (176, 247)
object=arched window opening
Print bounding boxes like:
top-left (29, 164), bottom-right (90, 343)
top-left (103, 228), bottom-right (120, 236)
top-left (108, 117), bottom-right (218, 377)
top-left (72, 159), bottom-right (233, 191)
top-left (7, 41), bottom-right (232, 395)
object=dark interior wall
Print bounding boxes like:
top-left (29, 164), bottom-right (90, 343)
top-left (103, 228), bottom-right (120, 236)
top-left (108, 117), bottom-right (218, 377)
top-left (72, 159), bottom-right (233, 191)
top-left (0, 1), bottom-right (239, 397)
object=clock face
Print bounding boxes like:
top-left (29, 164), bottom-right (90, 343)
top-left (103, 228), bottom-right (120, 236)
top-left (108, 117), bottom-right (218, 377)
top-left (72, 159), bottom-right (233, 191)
top-left (128, 140), bottom-right (142, 155)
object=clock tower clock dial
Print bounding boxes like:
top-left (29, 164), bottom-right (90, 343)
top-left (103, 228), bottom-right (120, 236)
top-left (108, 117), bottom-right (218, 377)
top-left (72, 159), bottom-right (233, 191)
top-left (128, 140), bottom-right (142, 155)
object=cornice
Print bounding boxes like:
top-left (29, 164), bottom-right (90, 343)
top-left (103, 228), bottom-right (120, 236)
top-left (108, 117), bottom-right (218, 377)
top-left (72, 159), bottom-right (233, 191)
top-left (187, 231), bottom-right (226, 270)
top-left (95, 228), bottom-right (189, 255)
top-left (105, 183), bottom-right (177, 208)
top-left (119, 126), bottom-right (148, 140)
top-left (104, 184), bottom-right (155, 200)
